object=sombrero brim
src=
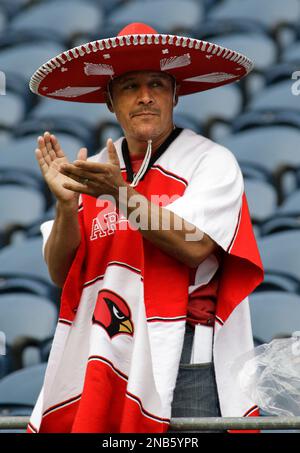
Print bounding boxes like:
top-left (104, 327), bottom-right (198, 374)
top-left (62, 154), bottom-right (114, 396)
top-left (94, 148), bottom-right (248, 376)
top-left (29, 33), bottom-right (253, 103)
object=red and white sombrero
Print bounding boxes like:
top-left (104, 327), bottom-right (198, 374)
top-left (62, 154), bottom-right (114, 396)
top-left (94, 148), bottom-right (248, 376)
top-left (29, 22), bottom-right (253, 103)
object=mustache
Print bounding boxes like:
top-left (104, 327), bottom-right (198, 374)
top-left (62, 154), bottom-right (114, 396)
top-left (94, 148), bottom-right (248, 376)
top-left (130, 109), bottom-right (160, 117)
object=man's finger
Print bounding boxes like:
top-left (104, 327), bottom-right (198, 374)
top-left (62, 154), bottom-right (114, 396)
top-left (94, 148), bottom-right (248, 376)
top-left (50, 134), bottom-right (65, 159)
top-left (37, 136), bottom-right (52, 166)
top-left (72, 160), bottom-right (109, 173)
top-left (35, 148), bottom-right (49, 175)
top-left (59, 163), bottom-right (96, 183)
top-left (44, 131), bottom-right (54, 155)
top-left (44, 131), bottom-right (58, 162)
top-left (107, 138), bottom-right (120, 167)
top-left (62, 181), bottom-right (91, 194)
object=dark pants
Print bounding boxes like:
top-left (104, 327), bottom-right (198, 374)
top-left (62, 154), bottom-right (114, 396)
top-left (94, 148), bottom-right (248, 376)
top-left (171, 324), bottom-right (221, 419)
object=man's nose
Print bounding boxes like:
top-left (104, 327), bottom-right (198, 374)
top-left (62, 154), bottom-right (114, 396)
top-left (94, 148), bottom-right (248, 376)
top-left (137, 86), bottom-right (154, 104)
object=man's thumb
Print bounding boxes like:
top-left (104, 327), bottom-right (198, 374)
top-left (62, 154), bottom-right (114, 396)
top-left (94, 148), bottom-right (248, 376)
top-left (77, 147), bottom-right (88, 161)
top-left (107, 138), bottom-right (120, 166)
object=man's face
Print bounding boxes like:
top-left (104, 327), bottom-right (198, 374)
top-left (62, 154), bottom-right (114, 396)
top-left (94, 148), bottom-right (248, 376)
top-left (107, 71), bottom-right (176, 144)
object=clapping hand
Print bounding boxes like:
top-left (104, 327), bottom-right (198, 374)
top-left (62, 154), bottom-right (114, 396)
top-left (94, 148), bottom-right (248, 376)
top-left (35, 131), bottom-right (88, 207)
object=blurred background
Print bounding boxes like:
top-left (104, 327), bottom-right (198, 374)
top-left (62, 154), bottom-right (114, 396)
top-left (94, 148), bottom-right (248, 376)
top-left (0, 0), bottom-right (300, 429)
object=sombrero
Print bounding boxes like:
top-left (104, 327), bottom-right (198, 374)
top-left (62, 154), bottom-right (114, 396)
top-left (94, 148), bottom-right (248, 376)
top-left (29, 22), bottom-right (253, 103)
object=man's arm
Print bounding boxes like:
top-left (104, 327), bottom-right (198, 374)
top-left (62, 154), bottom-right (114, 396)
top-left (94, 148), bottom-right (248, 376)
top-left (36, 132), bottom-right (87, 287)
top-left (44, 201), bottom-right (81, 287)
top-left (117, 185), bottom-right (218, 268)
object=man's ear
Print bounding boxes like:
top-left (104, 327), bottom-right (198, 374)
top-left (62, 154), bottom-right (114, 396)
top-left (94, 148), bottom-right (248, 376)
top-left (105, 92), bottom-right (115, 113)
top-left (173, 83), bottom-right (180, 106)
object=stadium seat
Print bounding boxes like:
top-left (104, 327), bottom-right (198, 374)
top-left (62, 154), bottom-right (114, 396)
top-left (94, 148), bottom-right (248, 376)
top-left (260, 189), bottom-right (300, 235)
top-left (10, 0), bottom-right (103, 43)
top-left (0, 184), bottom-right (45, 231)
top-left (248, 80), bottom-right (300, 111)
top-left (277, 189), bottom-right (300, 216)
top-left (193, 18), bottom-right (273, 111)
top-left (1, 71), bottom-right (35, 112)
top-left (29, 97), bottom-right (115, 131)
top-left (219, 126), bottom-right (300, 179)
top-left (108, 0), bottom-right (204, 33)
top-left (207, 32), bottom-right (277, 73)
top-left (0, 6), bottom-right (6, 34)
top-left (194, 17), bottom-right (265, 38)
top-left (96, 120), bottom-right (123, 150)
top-left (0, 42), bottom-right (64, 80)
top-left (0, 27), bottom-right (64, 49)
top-left (71, 23), bottom-right (128, 48)
top-left (231, 108), bottom-right (300, 200)
top-left (9, 0), bottom-right (103, 44)
top-left (231, 109), bottom-right (300, 197)
top-left (282, 41), bottom-right (300, 63)
top-left (0, 344), bottom-right (12, 379)
top-left (0, 0), bottom-right (32, 19)
top-left (208, 0), bottom-right (300, 30)
top-left (0, 134), bottom-right (86, 178)
top-left (98, 0), bottom-right (124, 14)
top-left (175, 84), bottom-right (242, 126)
top-left (0, 293), bottom-right (57, 362)
top-left (203, 0), bottom-right (219, 7)
top-left (16, 116), bottom-right (94, 150)
top-left (0, 167), bottom-right (44, 195)
top-left (0, 91), bottom-right (26, 129)
top-left (173, 112), bottom-right (203, 135)
top-left (0, 237), bottom-right (56, 300)
top-left (244, 179), bottom-right (278, 224)
top-left (26, 204), bottom-right (56, 239)
top-left (231, 109), bottom-right (300, 133)
top-left (0, 236), bottom-right (50, 282)
top-left (263, 61), bottom-right (300, 86)
top-left (261, 216), bottom-right (300, 236)
top-left (0, 276), bottom-right (57, 301)
top-left (238, 163), bottom-right (271, 184)
top-left (0, 130), bottom-right (11, 147)
top-left (257, 230), bottom-right (300, 292)
top-left (249, 291), bottom-right (300, 343)
top-left (0, 363), bottom-right (46, 415)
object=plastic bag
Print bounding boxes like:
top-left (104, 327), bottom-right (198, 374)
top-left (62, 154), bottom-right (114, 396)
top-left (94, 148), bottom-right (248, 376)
top-left (231, 334), bottom-right (300, 416)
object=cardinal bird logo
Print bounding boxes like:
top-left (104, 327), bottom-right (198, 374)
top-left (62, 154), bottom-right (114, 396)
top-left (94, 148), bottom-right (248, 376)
top-left (92, 289), bottom-right (134, 338)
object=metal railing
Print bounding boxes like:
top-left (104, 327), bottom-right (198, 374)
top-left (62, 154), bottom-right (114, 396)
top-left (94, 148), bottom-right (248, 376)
top-left (1, 416), bottom-right (300, 431)
top-left (170, 416), bottom-right (300, 431)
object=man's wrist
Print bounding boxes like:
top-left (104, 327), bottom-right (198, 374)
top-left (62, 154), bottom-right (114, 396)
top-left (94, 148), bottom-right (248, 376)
top-left (56, 199), bottom-right (78, 215)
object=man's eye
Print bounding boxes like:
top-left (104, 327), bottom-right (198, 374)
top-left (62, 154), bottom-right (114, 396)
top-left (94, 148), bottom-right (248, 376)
top-left (124, 84), bottom-right (136, 90)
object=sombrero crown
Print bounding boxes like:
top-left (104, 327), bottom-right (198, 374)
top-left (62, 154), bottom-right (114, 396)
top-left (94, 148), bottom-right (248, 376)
top-left (29, 22), bottom-right (253, 103)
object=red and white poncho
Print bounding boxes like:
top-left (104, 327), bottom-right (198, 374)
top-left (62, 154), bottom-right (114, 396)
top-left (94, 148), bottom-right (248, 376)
top-left (27, 129), bottom-right (264, 433)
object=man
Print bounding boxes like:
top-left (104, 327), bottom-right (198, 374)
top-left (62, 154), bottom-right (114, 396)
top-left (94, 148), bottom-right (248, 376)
top-left (27, 23), bottom-right (263, 433)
